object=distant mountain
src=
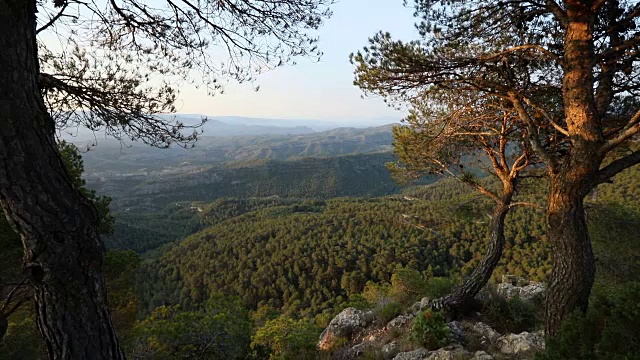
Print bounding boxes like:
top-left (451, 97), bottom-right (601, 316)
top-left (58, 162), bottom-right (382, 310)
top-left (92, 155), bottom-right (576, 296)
top-left (178, 114), bottom-right (400, 132)
top-left (61, 115), bottom-right (315, 143)
top-left (78, 124), bottom-right (395, 174)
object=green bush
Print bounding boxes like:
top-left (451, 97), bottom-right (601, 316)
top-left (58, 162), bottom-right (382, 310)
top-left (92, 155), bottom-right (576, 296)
top-left (423, 277), bottom-right (456, 299)
top-left (537, 282), bottom-right (640, 360)
top-left (410, 310), bottom-right (450, 350)
top-left (375, 301), bottom-right (403, 323)
top-left (482, 289), bottom-right (538, 333)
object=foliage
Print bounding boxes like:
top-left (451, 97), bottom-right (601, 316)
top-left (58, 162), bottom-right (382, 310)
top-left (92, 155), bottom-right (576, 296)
top-left (136, 182), bottom-right (553, 317)
top-left (250, 316), bottom-right (320, 360)
top-left (59, 140), bottom-right (114, 235)
top-left (375, 301), bottom-right (403, 324)
top-left (105, 250), bottom-right (141, 340)
top-left (410, 310), bottom-right (450, 350)
top-left (130, 293), bottom-right (251, 360)
top-left (481, 288), bottom-right (539, 334)
top-left (0, 307), bottom-right (45, 360)
top-left (537, 282), bottom-right (640, 360)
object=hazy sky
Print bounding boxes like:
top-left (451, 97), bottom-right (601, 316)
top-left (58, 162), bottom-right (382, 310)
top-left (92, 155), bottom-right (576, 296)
top-left (176, 0), bottom-right (419, 121)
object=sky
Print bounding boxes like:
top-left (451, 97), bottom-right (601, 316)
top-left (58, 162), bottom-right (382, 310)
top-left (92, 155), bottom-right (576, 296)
top-left (175, 0), bottom-right (419, 122)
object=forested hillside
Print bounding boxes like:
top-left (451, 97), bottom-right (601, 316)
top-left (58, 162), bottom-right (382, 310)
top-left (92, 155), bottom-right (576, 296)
top-left (94, 152), bottom-right (407, 212)
top-left (135, 165), bottom-right (639, 323)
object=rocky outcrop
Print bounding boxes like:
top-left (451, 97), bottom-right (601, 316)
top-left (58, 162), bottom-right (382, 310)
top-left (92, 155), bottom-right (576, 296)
top-left (496, 275), bottom-right (545, 302)
top-left (470, 350), bottom-right (494, 359)
top-left (425, 344), bottom-right (471, 359)
top-left (468, 322), bottom-right (501, 344)
top-left (496, 330), bottom-right (545, 354)
top-left (393, 348), bottom-right (429, 360)
top-left (446, 321), bottom-right (465, 344)
top-left (387, 314), bottom-right (414, 329)
top-left (318, 307), bottom-right (375, 350)
top-left (381, 341), bottom-right (399, 359)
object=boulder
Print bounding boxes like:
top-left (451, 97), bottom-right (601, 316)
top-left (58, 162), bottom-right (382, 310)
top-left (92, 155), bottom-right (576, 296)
top-left (425, 344), bottom-right (471, 360)
top-left (470, 350), bottom-right (494, 360)
top-left (496, 282), bottom-right (521, 300)
top-left (469, 322), bottom-right (501, 343)
top-left (519, 283), bottom-right (545, 302)
top-left (388, 314), bottom-right (415, 329)
top-left (393, 348), bottom-right (429, 360)
top-left (411, 297), bottom-right (431, 314)
top-left (318, 307), bottom-right (375, 350)
top-left (496, 282), bottom-right (545, 302)
top-left (382, 341), bottom-right (400, 360)
top-left (497, 330), bottom-right (545, 354)
top-left (446, 321), bottom-right (465, 344)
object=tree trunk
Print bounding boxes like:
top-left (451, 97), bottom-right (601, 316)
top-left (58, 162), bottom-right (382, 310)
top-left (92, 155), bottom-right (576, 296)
top-left (0, 1), bottom-right (124, 359)
top-left (433, 197), bottom-right (512, 312)
top-left (544, 171), bottom-right (597, 336)
top-left (0, 314), bottom-right (7, 342)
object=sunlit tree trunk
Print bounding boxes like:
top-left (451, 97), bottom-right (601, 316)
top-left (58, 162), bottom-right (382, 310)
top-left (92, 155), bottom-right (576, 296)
top-left (0, 0), bottom-right (124, 358)
top-left (544, 4), bottom-right (602, 336)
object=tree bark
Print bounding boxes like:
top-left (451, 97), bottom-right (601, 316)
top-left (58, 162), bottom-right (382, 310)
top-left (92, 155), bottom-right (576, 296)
top-left (0, 1), bottom-right (124, 358)
top-left (544, 169), bottom-right (597, 336)
top-left (0, 314), bottom-right (7, 342)
top-left (433, 194), bottom-right (512, 312)
top-left (540, 2), bottom-right (604, 336)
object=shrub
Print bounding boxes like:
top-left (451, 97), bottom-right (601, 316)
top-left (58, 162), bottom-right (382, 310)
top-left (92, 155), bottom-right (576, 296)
top-left (482, 287), bottom-right (538, 333)
top-left (536, 282), bottom-right (640, 360)
top-left (375, 301), bottom-right (403, 323)
top-left (423, 277), bottom-right (456, 299)
top-left (410, 310), bottom-right (450, 350)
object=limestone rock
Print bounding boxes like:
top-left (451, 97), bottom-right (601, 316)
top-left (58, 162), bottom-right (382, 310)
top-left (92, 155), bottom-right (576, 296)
top-left (446, 321), bottom-right (465, 344)
top-left (497, 330), bottom-right (545, 354)
top-left (425, 344), bottom-right (471, 360)
top-left (388, 314), bottom-right (415, 329)
top-left (470, 350), bottom-right (494, 360)
top-left (411, 297), bottom-right (431, 314)
top-left (519, 283), bottom-right (545, 302)
top-left (318, 307), bottom-right (374, 350)
top-left (469, 322), bottom-right (501, 343)
top-left (496, 282), bottom-right (545, 302)
top-left (393, 348), bottom-right (429, 360)
top-left (382, 341), bottom-right (400, 360)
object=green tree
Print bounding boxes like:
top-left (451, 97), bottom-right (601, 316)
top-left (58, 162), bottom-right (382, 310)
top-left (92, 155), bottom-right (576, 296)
top-left (132, 294), bottom-right (251, 360)
top-left (351, 0), bottom-right (640, 334)
top-left (251, 316), bottom-right (320, 360)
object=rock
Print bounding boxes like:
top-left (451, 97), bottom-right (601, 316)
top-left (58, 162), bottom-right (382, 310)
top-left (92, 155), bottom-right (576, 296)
top-left (411, 297), bottom-right (431, 314)
top-left (470, 350), bottom-right (494, 360)
top-left (496, 282), bottom-right (521, 300)
top-left (344, 342), bottom-right (370, 358)
top-left (388, 314), bottom-right (415, 329)
top-left (446, 321), bottom-right (465, 344)
top-left (318, 307), bottom-right (374, 350)
top-left (519, 283), bottom-right (545, 302)
top-left (470, 322), bottom-right (501, 343)
top-left (382, 341), bottom-right (400, 360)
top-left (497, 282), bottom-right (545, 302)
top-left (497, 330), bottom-right (545, 354)
top-left (393, 348), bottom-right (429, 360)
top-left (426, 344), bottom-right (471, 360)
